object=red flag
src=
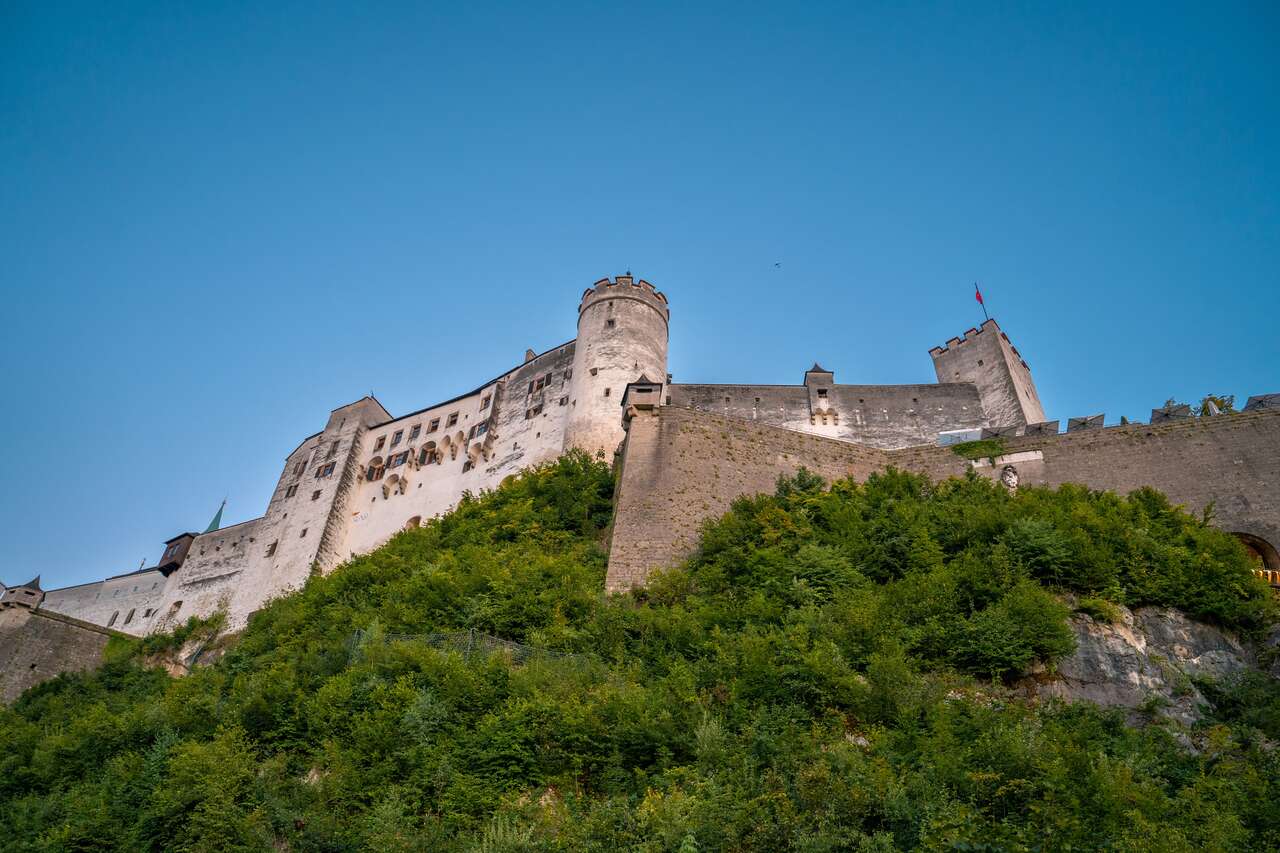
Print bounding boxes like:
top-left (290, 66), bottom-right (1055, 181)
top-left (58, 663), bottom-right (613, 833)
top-left (974, 283), bottom-right (984, 305)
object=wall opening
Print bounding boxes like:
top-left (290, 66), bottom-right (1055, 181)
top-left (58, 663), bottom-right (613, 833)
top-left (1233, 532), bottom-right (1280, 573)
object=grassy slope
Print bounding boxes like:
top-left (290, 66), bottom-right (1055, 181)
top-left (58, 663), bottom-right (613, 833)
top-left (1, 452), bottom-right (1278, 852)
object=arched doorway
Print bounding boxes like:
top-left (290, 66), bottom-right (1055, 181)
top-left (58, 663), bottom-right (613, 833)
top-left (1232, 532), bottom-right (1280, 588)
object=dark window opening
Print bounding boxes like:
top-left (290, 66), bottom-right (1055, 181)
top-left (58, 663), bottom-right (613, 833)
top-left (604, 388), bottom-right (611, 397)
top-left (428, 418), bottom-right (440, 433)
top-left (373, 435), bottom-right (386, 451)
top-left (285, 484), bottom-right (298, 498)
top-left (606, 318), bottom-right (616, 328)
top-left (409, 425), bottom-right (421, 440)
top-left (391, 430), bottom-right (403, 447)
top-left (446, 413), bottom-right (458, 427)
top-left (300, 528), bottom-right (308, 538)
top-left (108, 611), bottom-right (119, 627)
top-left (311, 490), bottom-right (321, 501)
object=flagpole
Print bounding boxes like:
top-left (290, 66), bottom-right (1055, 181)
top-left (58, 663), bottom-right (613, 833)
top-left (975, 282), bottom-right (989, 321)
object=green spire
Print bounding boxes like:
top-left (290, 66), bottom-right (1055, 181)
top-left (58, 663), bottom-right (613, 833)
top-left (204, 499), bottom-right (226, 533)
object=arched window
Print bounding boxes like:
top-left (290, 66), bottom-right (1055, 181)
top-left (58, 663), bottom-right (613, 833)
top-left (419, 441), bottom-right (437, 466)
top-left (404, 516), bottom-right (422, 530)
top-left (366, 456), bottom-right (385, 482)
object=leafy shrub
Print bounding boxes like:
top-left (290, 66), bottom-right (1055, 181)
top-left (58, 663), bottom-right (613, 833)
top-left (0, 455), bottom-right (1274, 851)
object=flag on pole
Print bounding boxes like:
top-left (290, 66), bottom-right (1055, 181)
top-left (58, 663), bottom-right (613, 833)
top-left (974, 282), bottom-right (989, 320)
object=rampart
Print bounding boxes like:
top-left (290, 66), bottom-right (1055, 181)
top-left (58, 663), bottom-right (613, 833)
top-left (606, 406), bottom-right (1280, 590)
top-left (0, 608), bottom-right (121, 704)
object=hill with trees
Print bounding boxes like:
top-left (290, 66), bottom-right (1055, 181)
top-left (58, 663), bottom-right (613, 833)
top-left (2, 453), bottom-right (1278, 851)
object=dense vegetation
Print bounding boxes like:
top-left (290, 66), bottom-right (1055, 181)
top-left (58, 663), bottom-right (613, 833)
top-left (2, 453), bottom-right (1278, 851)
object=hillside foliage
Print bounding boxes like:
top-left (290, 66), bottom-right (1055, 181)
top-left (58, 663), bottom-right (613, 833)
top-left (1, 453), bottom-right (1278, 851)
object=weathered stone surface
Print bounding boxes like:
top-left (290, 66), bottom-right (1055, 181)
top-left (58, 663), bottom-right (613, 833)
top-left (1028, 605), bottom-right (1255, 726)
top-left (0, 608), bottom-right (116, 704)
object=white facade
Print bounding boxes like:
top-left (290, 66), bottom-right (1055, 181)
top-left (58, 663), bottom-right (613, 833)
top-left (35, 275), bottom-right (669, 635)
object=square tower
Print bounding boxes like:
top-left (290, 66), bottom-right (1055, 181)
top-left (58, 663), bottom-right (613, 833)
top-left (929, 319), bottom-right (1045, 427)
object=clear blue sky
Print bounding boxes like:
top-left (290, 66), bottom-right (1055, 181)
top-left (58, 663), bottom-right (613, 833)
top-left (2, 2), bottom-right (1277, 590)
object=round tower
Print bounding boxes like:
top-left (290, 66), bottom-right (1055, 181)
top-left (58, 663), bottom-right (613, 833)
top-left (563, 274), bottom-right (669, 459)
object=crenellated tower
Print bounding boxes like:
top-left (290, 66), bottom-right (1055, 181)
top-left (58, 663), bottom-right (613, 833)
top-left (563, 275), bottom-right (669, 459)
top-left (929, 318), bottom-right (1045, 427)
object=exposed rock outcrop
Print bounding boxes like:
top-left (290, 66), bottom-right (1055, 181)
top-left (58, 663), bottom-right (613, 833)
top-left (1026, 604), bottom-right (1256, 725)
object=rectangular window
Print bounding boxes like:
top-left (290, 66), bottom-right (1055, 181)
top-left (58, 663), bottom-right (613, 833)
top-left (604, 388), bottom-right (611, 397)
top-left (311, 490), bottom-right (321, 501)
top-left (373, 435), bottom-right (386, 451)
top-left (292, 460), bottom-right (305, 476)
top-left (528, 380), bottom-right (535, 395)
top-left (124, 609), bottom-right (135, 625)
top-left (314, 461), bottom-right (336, 478)
top-left (391, 430), bottom-right (403, 447)
top-left (428, 418), bottom-right (439, 433)
top-left (327, 440), bottom-right (339, 458)
top-left (462, 459), bottom-right (473, 473)
top-left (468, 425), bottom-right (476, 440)
top-left (606, 318), bottom-right (615, 328)
top-left (300, 528), bottom-right (308, 538)
top-left (285, 484), bottom-right (298, 498)
top-left (475, 422), bottom-right (487, 435)
top-left (390, 451), bottom-right (410, 468)
top-left (409, 424), bottom-right (421, 440)
top-left (559, 396), bottom-right (568, 406)
top-left (480, 395), bottom-right (491, 410)
top-left (446, 412), bottom-right (458, 428)
top-left (535, 376), bottom-right (545, 392)
top-left (817, 388), bottom-right (828, 398)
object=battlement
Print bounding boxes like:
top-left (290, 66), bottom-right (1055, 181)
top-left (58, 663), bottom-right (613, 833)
top-left (928, 319), bottom-right (1029, 370)
top-left (579, 274), bottom-right (669, 320)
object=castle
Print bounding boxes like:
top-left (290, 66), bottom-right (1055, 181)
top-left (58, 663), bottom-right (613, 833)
top-left (3, 275), bottom-right (1279, 700)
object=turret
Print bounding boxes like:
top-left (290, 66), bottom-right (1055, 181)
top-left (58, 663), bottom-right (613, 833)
top-left (929, 319), bottom-right (1045, 427)
top-left (563, 275), bottom-right (669, 459)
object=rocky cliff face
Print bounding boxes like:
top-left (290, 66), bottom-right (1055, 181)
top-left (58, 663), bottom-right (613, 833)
top-left (1026, 604), bottom-right (1256, 725)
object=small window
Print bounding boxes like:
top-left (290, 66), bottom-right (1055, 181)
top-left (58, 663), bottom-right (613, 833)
top-left (428, 418), bottom-right (439, 433)
top-left (977, 359), bottom-right (984, 366)
top-left (266, 541), bottom-right (278, 557)
top-left (373, 435), bottom-right (386, 451)
top-left (327, 440), bottom-right (339, 459)
top-left (476, 422), bottom-right (487, 435)
top-left (300, 528), bottom-right (308, 538)
top-left (559, 396), bottom-right (568, 406)
top-left (124, 609), bottom-right (135, 625)
top-left (468, 425), bottom-right (477, 440)
top-left (480, 395), bottom-right (491, 410)
top-left (528, 380), bottom-right (535, 394)
top-left (462, 460), bottom-right (473, 473)
top-left (817, 389), bottom-right (828, 398)
top-left (590, 367), bottom-right (598, 376)
top-left (143, 608), bottom-right (153, 618)
top-left (535, 376), bottom-right (546, 392)
top-left (409, 424), bottom-right (421, 440)
top-left (391, 430), bottom-right (403, 447)
top-left (606, 318), bottom-right (616, 328)
top-left (292, 460), bottom-right (305, 476)
top-left (604, 388), bottom-right (611, 397)
top-left (446, 413), bottom-right (458, 428)
top-left (311, 490), bottom-right (321, 501)
top-left (108, 611), bottom-right (119, 627)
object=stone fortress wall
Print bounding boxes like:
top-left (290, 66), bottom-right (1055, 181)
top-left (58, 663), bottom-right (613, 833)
top-left (5, 270), bottom-right (1277, 696)
top-left (24, 276), bottom-right (671, 638)
top-left (606, 403), bottom-right (1280, 590)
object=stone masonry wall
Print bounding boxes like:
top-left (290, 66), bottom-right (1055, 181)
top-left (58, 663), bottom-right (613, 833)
top-left (606, 406), bottom-right (1280, 590)
top-left (606, 407), bottom-right (893, 590)
top-left (0, 608), bottom-right (118, 704)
